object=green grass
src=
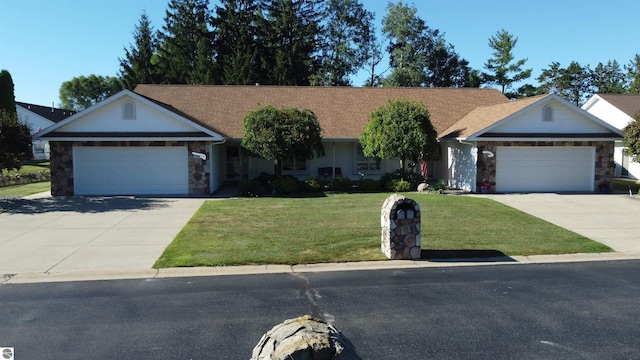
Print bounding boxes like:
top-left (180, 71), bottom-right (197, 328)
top-left (0, 181), bottom-right (51, 197)
top-left (1, 160), bottom-right (50, 175)
top-left (154, 193), bottom-right (611, 268)
top-left (613, 178), bottom-right (640, 194)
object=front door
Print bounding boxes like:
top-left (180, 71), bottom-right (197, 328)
top-left (225, 146), bottom-right (247, 180)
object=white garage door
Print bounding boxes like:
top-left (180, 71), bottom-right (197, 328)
top-left (73, 146), bottom-right (189, 195)
top-left (496, 146), bottom-right (595, 192)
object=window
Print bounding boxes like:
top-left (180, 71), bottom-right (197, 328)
top-left (122, 102), bottom-right (136, 120)
top-left (542, 105), bottom-right (553, 122)
top-left (356, 146), bottom-right (380, 171)
top-left (282, 157), bottom-right (307, 172)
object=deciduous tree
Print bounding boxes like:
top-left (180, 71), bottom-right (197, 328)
top-left (311, 0), bottom-right (374, 86)
top-left (624, 114), bottom-right (640, 163)
top-left (59, 75), bottom-right (123, 111)
top-left (241, 106), bottom-right (324, 177)
top-left (359, 99), bottom-right (438, 174)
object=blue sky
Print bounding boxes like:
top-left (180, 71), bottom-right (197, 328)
top-left (2, 0), bottom-right (639, 107)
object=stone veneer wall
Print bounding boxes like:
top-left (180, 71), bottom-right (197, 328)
top-left (49, 141), bottom-right (211, 196)
top-left (187, 141), bottom-right (211, 195)
top-left (49, 141), bottom-right (74, 196)
top-left (476, 141), bottom-right (615, 193)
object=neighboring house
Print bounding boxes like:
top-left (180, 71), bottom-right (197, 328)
top-left (16, 102), bottom-right (75, 160)
top-left (35, 86), bottom-right (622, 196)
top-left (582, 94), bottom-right (640, 179)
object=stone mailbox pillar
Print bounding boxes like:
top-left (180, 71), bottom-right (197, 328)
top-left (381, 194), bottom-right (421, 260)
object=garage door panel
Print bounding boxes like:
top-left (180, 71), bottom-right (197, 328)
top-left (73, 146), bottom-right (189, 195)
top-left (496, 146), bottom-right (594, 192)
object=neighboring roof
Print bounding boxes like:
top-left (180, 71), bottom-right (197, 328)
top-left (593, 94), bottom-right (640, 118)
top-left (441, 93), bottom-right (623, 140)
top-left (441, 94), bottom-right (549, 138)
top-left (133, 85), bottom-right (510, 139)
top-left (16, 102), bottom-right (75, 123)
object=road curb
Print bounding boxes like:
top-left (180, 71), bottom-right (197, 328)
top-left (3, 252), bottom-right (640, 285)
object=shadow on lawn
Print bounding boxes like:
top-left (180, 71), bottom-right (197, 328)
top-left (421, 249), bottom-right (516, 263)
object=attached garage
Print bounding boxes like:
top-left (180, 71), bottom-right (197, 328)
top-left (495, 146), bottom-right (595, 192)
top-left (73, 146), bottom-right (189, 195)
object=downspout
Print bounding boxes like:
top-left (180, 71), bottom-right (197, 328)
top-left (332, 141), bottom-right (336, 179)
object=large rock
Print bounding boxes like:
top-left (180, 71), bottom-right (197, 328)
top-left (250, 315), bottom-right (362, 360)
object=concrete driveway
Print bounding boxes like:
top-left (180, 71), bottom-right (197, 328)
top-left (0, 195), bottom-right (204, 276)
top-left (484, 193), bottom-right (640, 254)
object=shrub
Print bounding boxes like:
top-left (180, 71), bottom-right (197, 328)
top-left (356, 178), bottom-right (381, 192)
top-left (388, 179), bottom-right (411, 192)
top-left (380, 170), bottom-right (424, 191)
top-left (329, 176), bottom-right (353, 192)
top-left (272, 175), bottom-right (299, 195)
top-left (238, 179), bottom-right (268, 197)
top-left (302, 177), bottom-right (323, 193)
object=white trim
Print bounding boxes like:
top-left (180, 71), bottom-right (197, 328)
top-left (34, 90), bottom-right (225, 141)
top-left (41, 137), bottom-right (223, 142)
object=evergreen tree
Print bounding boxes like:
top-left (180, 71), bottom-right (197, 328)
top-left (214, 0), bottom-right (261, 84)
top-left (625, 54), bottom-right (640, 94)
top-left (483, 29), bottom-right (532, 95)
top-left (0, 70), bottom-right (32, 171)
top-left (259, 0), bottom-right (322, 85)
top-left (311, 0), bottom-right (374, 86)
top-left (591, 60), bottom-right (627, 94)
top-left (156, 0), bottom-right (217, 84)
top-left (119, 11), bottom-right (161, 90)
top-left (537, 61), bottom-right (591, 106)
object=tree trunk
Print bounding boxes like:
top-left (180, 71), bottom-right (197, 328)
top-left (274, 159), bottom-right (281, 177)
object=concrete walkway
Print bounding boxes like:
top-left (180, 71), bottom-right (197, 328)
top-left (482, 193), bottom-right (640, 254)
top-left (1, 192), bottom-right (639, 284)
top-left (0, 193), bottom-right (204, 276)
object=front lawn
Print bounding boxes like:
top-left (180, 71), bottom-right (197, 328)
top-left (613, 178), bottom-right (640, 194)
top-left (1, 160), bottom-right (50, 175)
top-left (154, 193), bottom-right (611, 268)
top-left (0, 181), bottom-right (51, 197)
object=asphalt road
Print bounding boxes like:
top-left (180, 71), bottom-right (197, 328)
top-left (1, 261), bottom-right (639, 359)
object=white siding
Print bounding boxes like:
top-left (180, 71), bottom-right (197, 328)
top-left (491, 100), bottom-right (608, 134)
top-left (446, 141), bottom-right (476, 191)
top-left (582, 97), bottom-right (633, 130)
top-left (57, 97), bottom-right (196, 133)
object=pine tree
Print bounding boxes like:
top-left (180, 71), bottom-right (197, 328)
top-left (258, 0), bottom-right (322, 85)
top-left (156, 0), bottom-right (217, 84)
top-left (483, 29), bottom-right (532, 95)
top-left (119, 11), bottom-right (161, 90)
top-left (214, 0), bottom-right (261, 84)
top-left (0, 70), bottom-right (32, 171)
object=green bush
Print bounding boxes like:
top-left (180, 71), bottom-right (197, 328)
top-left (388, 179), bottom-right (411, 192)
top-left (238, 179), bottom-right (267, 197)
top-left (356, 178), bottom-right (381, 192)
top-left (329, 176), bottom-right (354, 192)
top-left (381, 170), bottom-right (424, 191)
top-left (302, 177), bottom-right (323, 193)
top-left (272, 175), bottom-right (299, 195)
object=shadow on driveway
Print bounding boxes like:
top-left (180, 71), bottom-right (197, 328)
top-left (0, 196), bottom-right (171, 214)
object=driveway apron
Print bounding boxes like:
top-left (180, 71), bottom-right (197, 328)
top-left (484, 193), bottom-right (640, 254)
top-left (0, 196), bottom-right (204, 275)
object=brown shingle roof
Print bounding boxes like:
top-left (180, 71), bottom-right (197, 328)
top-left (440, 94), bottom-right (551, 138)
top-left (597, 94), bottom-right (640, 118)
top-left (133, 85), bottom-right (509, 139)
